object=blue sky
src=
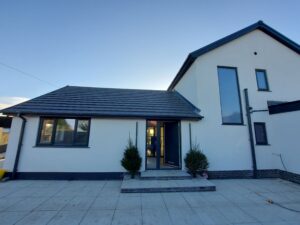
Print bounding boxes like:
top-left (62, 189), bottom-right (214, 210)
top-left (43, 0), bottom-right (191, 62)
top-left (0, 0), bottom-right (299, 108)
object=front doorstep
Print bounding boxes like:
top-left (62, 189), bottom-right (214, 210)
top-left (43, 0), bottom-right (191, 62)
top-left (121, 177), bottom-right (216, 193)
top-left (140, 170), bottom-right (192, 180)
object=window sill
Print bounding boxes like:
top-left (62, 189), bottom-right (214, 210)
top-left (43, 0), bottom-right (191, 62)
top-left (257, 89), bottom-right (271, 92)
top-left (222, 123), bottom-right (246, 126)
top-left (34, 145), bottom-right (90, 148)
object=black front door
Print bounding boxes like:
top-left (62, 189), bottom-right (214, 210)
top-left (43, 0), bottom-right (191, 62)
top-left (164, 122), bottom-right (180, 167)
top-left (146, 120), bottom-right (180, 169)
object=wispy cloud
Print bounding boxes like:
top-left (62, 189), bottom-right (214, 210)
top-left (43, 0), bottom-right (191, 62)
top-left (0, 97), bottom-right (29, 110)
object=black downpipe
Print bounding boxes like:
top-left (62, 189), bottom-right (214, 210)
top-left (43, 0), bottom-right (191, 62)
top-left (135, 121), bottom-right (138, 147)
top-left (189, 123), bottom-right (192, 149)
top-left (12, 114), bottom-right (27, 179)
top-left (244, 89), bottom-right (258, 178)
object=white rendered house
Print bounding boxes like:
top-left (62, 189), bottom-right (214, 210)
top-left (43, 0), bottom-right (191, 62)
top-left (2, 21), bottom-right (300, 182)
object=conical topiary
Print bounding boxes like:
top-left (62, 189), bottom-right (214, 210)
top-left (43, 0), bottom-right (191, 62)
top-left (121, 138), bottom-right (142, 178)
top-left (184, 144), bottom-right (209, 178)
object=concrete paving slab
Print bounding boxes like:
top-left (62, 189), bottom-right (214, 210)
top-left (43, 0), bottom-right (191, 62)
top-left (99, 187), bottom-right (121, 196)
top-left (90, 196), bottom-right (119, 210)
top-left (167, 207), bottom-right (202, 225)
top-left (0, 197), bottom-right (24, 211)
top-left (116, 195), bottom-right (141, 210)
top-left (111, 209), bottom-right (142, 225)
top-left (217, 205), bottom-right (258, 224)
top-left (6, 197), bottom-right (49, 212)
top-left (182, 192), bottom-right (213, 208)
top-left (142, 208), bottom-right (172, 225)
top-left (15, 211), bottom-right (57, 225)
top-left (194, 206), bottom-right (231, 225)
top-left (240, 205), bottom-right (286, 223)
top-left (162, 192), bottom-right (190, 209)
top-left (141, 194), bottom-right (165, 209)
top-left (35, 196), bottom-right (74, 211)
top-left (0, 178), bottom-right (300, 225)
top-left (62, 196), bottom-right (94, 211)
top-left (80, 209), bottom-right (114, 225)
top-left (46, 210), bottom-right (86, 225)
top-left (104, 180), bottom-right (122, 187)
top-left (0, 211), bottom-right (29, 225)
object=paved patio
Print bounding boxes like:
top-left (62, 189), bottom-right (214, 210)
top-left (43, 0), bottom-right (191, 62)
top-left (0, 179), bottom-right (300, 225)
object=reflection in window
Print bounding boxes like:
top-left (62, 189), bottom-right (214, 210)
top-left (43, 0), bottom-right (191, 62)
top-left (54, 119), bottom-right (75, 145)
top-left (217, 67), bottom-right (243, 124)
top-left (74, 120), bottom-right (89, 145)
top-left (39, 119), bottom-right (54, 144)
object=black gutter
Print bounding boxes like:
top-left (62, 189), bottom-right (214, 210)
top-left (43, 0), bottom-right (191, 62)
top-left (11, 114), bottom-right (27, 179)
top-left (0, 112), bottom-right (202, 121)
top-left (244, 89), bottom-right (258, 178)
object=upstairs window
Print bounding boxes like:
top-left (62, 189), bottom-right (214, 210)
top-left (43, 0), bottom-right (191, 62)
top-left (217, 67), bottom-right (243, 125)
top-left (254, 122), bottom-right (268, 145)
top-left (37, 118), bottom-right (90, 147)
top-left (256, 69), bottom-right (269, 91)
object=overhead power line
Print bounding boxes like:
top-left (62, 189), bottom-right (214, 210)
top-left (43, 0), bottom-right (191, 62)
top-left (0, 61), bottom-right (59, 88)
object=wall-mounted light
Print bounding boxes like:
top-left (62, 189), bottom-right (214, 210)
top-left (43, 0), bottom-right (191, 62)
top-left (149, 128), bottom-right (154, 136)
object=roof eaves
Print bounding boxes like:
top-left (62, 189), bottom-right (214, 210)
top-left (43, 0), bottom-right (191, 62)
top-left (0, 111), bottom-right (202, 120)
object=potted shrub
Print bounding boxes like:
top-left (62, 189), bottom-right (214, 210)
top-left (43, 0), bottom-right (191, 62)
top-left (0, 169), bottom-right (6, 180)
top-left (184, 144), bottom-right (209, 178)
top-left (121, 138), bottom-right (142, 178)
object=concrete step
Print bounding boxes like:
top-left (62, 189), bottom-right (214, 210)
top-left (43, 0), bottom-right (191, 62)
top-left (140, 170), bottom-right (192, 180)
top-left (121, 178), bottom-right (216, 193)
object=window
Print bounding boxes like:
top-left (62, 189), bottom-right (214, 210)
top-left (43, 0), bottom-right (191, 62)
top-left (254, 122), bottom-right (268, 145)
top-left (217, 67), bottom-right (243, 124)
top-left (39, 119), bottom-right (54, 144)
top-left (37, 118), bottom-right (90, 147)
top-left (256, 69), bottom-right (269, 91)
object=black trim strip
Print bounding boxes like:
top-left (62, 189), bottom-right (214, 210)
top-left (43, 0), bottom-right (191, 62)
top-left (6, 172), bottom-right (124, 180)
top-left (207, 169), bottom-right (300, 184)
top-left (268, 100), bottom-right (300, 114)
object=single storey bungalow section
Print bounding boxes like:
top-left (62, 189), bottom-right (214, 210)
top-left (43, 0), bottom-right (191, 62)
top-left (1, 21), bottom-right (300, 182)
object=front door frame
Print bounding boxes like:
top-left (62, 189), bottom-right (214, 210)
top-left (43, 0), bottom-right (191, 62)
top-left (145, 119), bottom-right (181, 170)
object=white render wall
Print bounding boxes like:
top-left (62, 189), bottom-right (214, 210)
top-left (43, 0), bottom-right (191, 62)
top-left (4, 117), bottom-right (146, 172)
top-left (175, 30), bottom-right (300, 172)
top-left (268, 111), bottom-right (300, 175)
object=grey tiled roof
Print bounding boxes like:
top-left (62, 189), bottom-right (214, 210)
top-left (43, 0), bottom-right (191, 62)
top-left (1, 86), bottom-right (202, 120)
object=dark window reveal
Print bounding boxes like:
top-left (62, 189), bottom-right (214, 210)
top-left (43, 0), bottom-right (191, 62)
top-left (217, 67), bottom-right (243, 124)
top-left (37, 118), bottom-right (90, 147)
top-left (254, 122), bottom-right (268, 145)
top-left (256, 69), bottom-right (269, 91)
